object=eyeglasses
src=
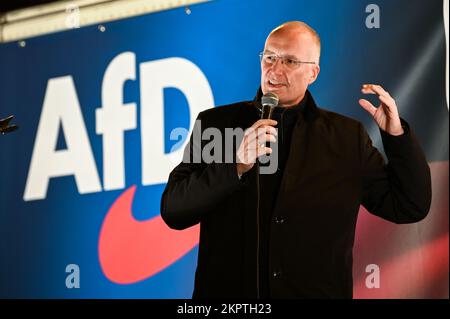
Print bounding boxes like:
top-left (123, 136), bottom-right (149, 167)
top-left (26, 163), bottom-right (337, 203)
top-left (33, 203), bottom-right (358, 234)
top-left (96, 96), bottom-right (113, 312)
top-left (259, 51), bottom-right (316, 69)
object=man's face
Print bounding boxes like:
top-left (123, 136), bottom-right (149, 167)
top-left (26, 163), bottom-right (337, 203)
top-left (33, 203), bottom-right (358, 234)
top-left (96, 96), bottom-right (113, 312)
top-left (261, 31), bottom-right (320, 107)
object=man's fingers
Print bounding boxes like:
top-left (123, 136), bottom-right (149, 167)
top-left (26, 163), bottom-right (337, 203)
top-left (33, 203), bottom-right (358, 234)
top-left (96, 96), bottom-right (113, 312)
top-left (260, 133), bottom-right (277, 144)
top-left (256, 129), bottom-right (277, 143)
top-left (245, 125), bottom-right (277, 139)
top-left (238, 119), bottom-right (278, 164)
top-left (251, 119), bottom-right (278, 130)
top-left (378, 95), bottom-right (398, 115)
top-left (256, 146), bottom-right (272, 157)
top-left (245, 126), bottom-right (277, 143)
top-left (246, 132), bottom-right (276, 149)
top-left (361, 84), bottom-right (376, 95)
top-left (361, 84), bottom-right (390, 98)
top-left (378, 93), bottom-right (396, 107)
top-left (358, 99), bottom-right (377, 116)
top-left (361, 84), bottom-right (397, 112)
top-left (237, 144), bottom-right (272, 164)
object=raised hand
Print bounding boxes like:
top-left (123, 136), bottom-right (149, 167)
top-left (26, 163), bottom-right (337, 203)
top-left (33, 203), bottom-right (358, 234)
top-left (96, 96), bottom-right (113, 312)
top-left (359, 84), bottom-right (404, 136)
top-left (236, 119), bottom-right (278, 176)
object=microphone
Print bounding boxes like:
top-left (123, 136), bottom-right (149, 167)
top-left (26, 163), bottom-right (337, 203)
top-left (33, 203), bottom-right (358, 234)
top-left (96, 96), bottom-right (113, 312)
top-left (260, 92), bottom-right (279, 119)
top-left (0, 115), bottom-right (18, 135)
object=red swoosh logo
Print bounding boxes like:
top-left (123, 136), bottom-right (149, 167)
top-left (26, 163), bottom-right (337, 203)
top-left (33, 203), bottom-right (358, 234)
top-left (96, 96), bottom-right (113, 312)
top-left (98, 185), bottom-right (200, 284)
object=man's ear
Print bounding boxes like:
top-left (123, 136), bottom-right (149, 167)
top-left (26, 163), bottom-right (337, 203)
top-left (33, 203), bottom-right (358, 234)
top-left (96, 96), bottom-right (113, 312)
top-left (308, 64), bottom-right (320, 85)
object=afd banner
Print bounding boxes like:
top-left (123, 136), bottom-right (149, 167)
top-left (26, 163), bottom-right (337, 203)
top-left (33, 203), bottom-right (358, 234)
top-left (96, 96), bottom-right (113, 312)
top-left (0, 0), bottom-right (448, 298)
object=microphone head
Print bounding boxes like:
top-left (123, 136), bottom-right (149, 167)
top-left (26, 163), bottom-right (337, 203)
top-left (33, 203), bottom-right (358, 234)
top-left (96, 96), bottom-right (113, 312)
top-left (261, 92), bottom-right (279, 107)
top-left (261, 92), bottom-right (279, 119)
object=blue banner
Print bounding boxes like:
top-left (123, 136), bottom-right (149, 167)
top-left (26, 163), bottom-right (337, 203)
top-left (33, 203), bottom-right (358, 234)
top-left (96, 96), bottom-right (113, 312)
top-left (0, 0), bottom-right (448, 298)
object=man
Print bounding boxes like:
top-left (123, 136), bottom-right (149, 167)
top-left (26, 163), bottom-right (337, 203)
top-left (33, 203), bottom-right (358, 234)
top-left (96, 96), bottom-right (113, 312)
top-left (160, 21), bottom-right (431, 298)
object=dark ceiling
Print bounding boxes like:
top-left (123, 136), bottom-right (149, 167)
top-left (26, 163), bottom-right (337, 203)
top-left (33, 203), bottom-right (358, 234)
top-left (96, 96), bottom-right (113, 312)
top-left (0, 0), bottom-right (60, 14)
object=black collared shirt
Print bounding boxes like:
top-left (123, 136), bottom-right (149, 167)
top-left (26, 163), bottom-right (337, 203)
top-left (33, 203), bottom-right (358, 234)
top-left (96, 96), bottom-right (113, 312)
top-left (258, 94), bottom-right (308, 297)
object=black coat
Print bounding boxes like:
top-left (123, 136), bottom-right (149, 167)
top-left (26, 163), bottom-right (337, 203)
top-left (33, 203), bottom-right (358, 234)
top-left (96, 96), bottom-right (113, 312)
top-left (160, 90), bottom-right (432, 298)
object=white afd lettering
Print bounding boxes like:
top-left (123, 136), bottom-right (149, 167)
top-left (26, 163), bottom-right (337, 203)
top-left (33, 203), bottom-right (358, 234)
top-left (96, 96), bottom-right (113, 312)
top-left (96, 52), bottom-right (137, 191)
top-left (23, 76), bottom-right (101, 201)
top-left (140, 57), bottom-right (213, 185)
top-left (24, 54), bottom-right (213, 201)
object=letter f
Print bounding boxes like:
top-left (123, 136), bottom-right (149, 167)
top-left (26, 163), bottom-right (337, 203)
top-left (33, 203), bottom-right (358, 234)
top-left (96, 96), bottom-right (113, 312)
top-left (96, 52), bottom-right (137, 190)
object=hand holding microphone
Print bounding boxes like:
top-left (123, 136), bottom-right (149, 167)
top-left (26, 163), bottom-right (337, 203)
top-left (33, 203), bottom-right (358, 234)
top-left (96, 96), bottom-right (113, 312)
top-left (236, 92), bottom-right (279, 176)
top-left (260, 92), bottom-right (278, 119)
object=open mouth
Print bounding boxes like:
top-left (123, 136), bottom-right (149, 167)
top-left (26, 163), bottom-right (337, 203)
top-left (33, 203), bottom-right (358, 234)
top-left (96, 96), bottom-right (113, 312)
top-left (268, 79), bottom-right (285, 89)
